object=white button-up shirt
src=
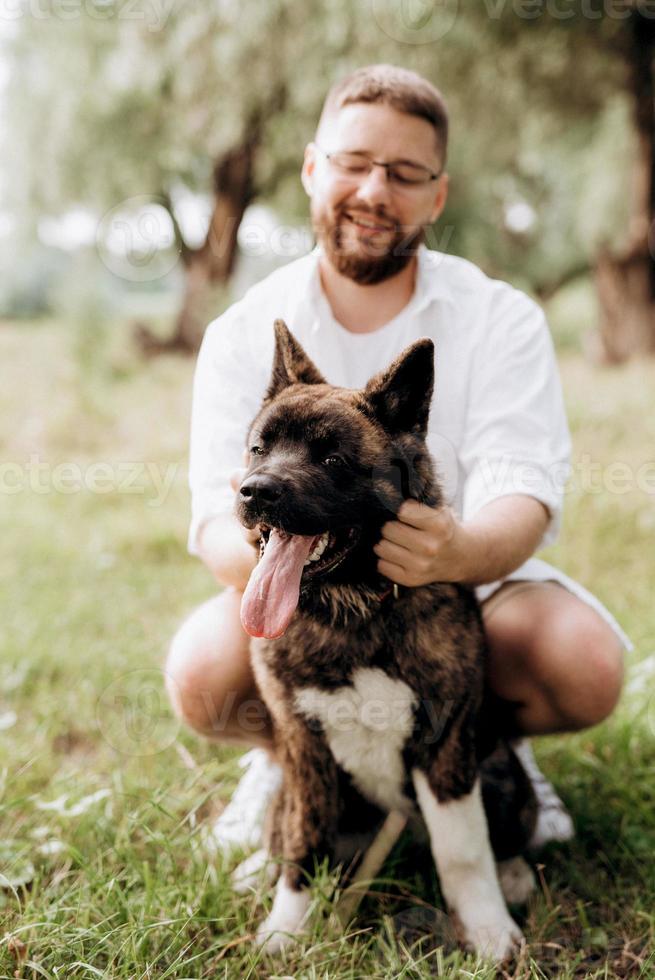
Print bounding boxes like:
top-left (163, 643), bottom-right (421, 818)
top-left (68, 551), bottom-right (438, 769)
top-left (188, 245), bottom-right (571, 572)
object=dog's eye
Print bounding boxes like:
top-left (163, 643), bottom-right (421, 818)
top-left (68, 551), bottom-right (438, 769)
top-left (323, 455), bottom-right (345, 467)
top-left (250, 445), bottom-right (265, 456)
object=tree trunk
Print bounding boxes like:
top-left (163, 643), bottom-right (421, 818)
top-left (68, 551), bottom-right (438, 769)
top-left (594, 241), bottom-right (655, 361)
top-left (594, 11), bottom-right (655, 362)
top-left (136, 136), bottom-right (257, 355)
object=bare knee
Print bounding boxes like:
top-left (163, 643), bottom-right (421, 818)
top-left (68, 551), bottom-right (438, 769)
top-left (485, 588), bottom-right (624, 732)
top-left (165, 590), bottom-right (269, 744)
top-left (545, 610), bottom-right (624, 729)
top-left (515, 604), bottom-right (625, 731)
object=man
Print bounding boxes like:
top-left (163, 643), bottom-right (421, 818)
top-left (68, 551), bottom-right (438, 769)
top-left (166, 65), bottom-right (629, 857)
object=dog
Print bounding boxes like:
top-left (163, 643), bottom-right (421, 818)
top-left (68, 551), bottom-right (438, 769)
top-left (234, 319), bottom-right (537, 962)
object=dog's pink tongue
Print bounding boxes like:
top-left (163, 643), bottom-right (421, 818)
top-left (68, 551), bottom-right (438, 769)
top-left (241, 529), bottom-right (315, 639)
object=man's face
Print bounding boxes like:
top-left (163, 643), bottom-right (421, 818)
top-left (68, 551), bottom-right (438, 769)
top-left (302, 102), bottom-right (449, 284)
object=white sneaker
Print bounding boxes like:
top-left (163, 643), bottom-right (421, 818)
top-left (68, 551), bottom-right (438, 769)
top-left (207, 749), bottom-right (282, 858)
top-left (513, 739), bottom-right (575, 850)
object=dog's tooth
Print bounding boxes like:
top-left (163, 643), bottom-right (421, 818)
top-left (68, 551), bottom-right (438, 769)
top-left (304, 533), bottom-right (331, 566)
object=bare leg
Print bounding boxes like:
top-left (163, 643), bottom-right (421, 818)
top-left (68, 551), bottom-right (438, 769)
top-left (483, 582), bottom-right (624, 735)
top-left (165, 588), bottom-right (273, 748)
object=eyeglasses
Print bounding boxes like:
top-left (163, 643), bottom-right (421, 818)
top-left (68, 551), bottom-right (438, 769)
top-left (316, 146), bottom-right (442, 188)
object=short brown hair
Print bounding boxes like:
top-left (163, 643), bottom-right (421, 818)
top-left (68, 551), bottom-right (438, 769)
top-left (317, 64), bottom-right (449, 160)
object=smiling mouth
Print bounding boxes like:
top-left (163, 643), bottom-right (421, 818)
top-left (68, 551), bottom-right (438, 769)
top-left (344, 212), bottom-right (396, 234)
top-left (258, 525), bottom-right (360, 580)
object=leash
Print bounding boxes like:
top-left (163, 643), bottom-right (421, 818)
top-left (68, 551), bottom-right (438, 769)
top-left (335, 811), bottom-right (408, 924)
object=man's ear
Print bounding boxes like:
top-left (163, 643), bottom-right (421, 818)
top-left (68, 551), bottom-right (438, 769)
top-left (301, 143), bottom-right (317, 197)
top-left (364, 339), bottom-right (435, 435)
top-left (266, 319), bottom-right (327, 400)
top-left (429, 172), bottom-right (449, 224)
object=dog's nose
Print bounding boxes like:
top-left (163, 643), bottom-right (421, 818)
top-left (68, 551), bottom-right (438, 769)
top-left (239, 473), bottom-right (284, 505)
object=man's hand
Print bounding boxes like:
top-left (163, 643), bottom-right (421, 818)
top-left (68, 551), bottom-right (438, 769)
top-left (374, 501), bottom-right (473, 587)
top-left (197, 463), bottom-right (262, 589)
top-left (373, 495), bottom-right (550, 588)
top-left (230, 465), bottom-right (260, 546)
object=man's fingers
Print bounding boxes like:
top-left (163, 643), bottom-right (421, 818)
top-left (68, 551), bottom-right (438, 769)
top-left (231, 460), bottom-right (260, 546)
top-left (374, 538), bottom-right (411, 567)
top-left (397, 500), bottom-right (453, 536)
top-left (396, 499), bottom-right (439, 528)
top-left (380, 519), bottom-right (430, 553)
top-left (230, 467), bottom-right (247, 493)
top-left (377, 559), bottom-right (410, 587)
top-left (244, 525), bottom-right (260, 545)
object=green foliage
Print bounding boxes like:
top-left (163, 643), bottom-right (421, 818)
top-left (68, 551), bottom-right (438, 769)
top-left (49, 250), bottom-right (115, 387)
top-left (0, 241), bottom-right (71, 318)
top-left (1, 2), bottom-right (638, 298)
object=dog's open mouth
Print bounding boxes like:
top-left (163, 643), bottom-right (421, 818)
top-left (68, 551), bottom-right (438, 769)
top-left (241, 526), bottom-right (359, 640)
top-left (259, 526), bottom-right (358, 579)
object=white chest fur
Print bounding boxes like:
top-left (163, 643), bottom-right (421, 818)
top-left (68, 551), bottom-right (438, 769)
top-left (294, 667), bottom-right (418, 813)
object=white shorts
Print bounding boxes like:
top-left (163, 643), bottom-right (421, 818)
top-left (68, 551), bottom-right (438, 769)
top-left (475, 557), bottom-right (633, 652)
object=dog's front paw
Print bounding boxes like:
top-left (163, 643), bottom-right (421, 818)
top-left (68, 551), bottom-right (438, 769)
top-left (255, 876), bottom-right (311, 954)
top-left (256, 918), bottom-right (300, 954)
top-left (232, 848), bottom-right (277, 894)
top-left (465, 913), bottom-right (524, 963)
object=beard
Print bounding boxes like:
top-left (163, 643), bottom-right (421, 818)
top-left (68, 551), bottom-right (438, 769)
top-left (310, 200), bottom-right (426, 285)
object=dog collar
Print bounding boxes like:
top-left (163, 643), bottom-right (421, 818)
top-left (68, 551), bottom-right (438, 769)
top-left (376, 581), bottom-right (400, 603)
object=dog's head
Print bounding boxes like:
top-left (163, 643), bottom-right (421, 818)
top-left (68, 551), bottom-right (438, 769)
top-left (237, 319), bottom-right (439, 638)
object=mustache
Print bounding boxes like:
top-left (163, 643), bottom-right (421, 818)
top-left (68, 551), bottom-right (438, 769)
top-left (336, 203), bottom-right (399, 229)
top-left (309, 197), bottom-right (425, 285)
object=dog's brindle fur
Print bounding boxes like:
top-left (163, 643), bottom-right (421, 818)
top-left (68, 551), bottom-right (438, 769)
top-left (236, 320), bottom-right (535, 960)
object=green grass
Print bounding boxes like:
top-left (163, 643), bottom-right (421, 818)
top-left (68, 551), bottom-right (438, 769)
top-left (1, 312), bottom-right (654, 979)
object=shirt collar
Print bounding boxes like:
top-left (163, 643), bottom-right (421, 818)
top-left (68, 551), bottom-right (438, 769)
top-left (301, 244), bottom-right (451, 324)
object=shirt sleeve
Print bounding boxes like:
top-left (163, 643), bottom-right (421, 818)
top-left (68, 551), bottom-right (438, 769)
top-left (187, 309), bottom-right (268, 556)
top-left (459, 288), bottom-right (571, 549)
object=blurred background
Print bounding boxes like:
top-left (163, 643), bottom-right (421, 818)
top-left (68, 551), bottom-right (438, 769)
top-left (1, 1), bottom-right (654, 360)
top-left (1, 4), bottom-right (655, 976)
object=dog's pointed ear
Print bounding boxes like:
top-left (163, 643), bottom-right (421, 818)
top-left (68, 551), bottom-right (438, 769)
top-left (266, 319), bottom-right (327, 400)
top-left (364, 339), bottom-right (435, 435)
